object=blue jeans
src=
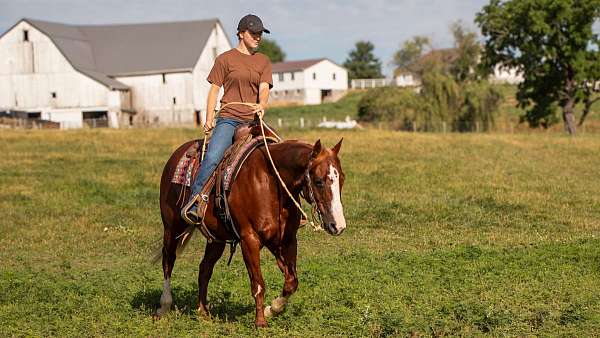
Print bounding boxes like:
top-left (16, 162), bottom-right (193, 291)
top-left (190, 118), bottom-right (244, 196)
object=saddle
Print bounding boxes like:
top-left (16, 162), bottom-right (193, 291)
top-left (173, 119), bottom-right (279, 245)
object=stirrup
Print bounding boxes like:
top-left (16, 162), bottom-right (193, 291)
top-left (181, 194), bottom-right (208, 225)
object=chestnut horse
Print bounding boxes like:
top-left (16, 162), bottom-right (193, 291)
top-left (155, 137), bottom-right (346, 327)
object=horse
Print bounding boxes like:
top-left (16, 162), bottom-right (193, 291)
top-left (154, 134), bottom-right (346, 327)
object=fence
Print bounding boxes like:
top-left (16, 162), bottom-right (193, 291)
top-left (0, 117), bottom-right (60, 129)
top-left (265, 115), bottom-right (600, 134)
top-left (83, 117), bottom-right (109, 128)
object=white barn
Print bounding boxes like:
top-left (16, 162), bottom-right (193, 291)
top-left (271, 59), bottom-right (348, 105)
top-left (0, 18), bottom-right (232, 128)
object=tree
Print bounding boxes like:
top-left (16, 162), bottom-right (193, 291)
top-left (343, 41), bottom-right (383, 79)
top-left (392, 36), bottom-right (431, 76)
top-left (449, 21), bottom-right (481, 83)
top-left (476, 0), bottom-right (600, 134)
top-left (256, 38), bottom-right (286, 63)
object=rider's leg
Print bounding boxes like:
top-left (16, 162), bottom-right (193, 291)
top-left (183, 118), bottom-right (242, 222)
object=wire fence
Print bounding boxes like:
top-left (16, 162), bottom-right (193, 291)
top-left (266, 115), bottom-right (600, 134)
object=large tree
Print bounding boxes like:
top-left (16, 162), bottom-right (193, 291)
top-left (343, 41), bottom-right (383, 79)
top-left (449, 21), bottom-right (481, 83)
top-left (392, 36), bottom-right (431, 76)
top-left (256, 38), bottom-right (286, 63)
top-left (476, 0), bottom-right (600, 134)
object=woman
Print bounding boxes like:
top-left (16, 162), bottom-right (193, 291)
top-left (182, 14), bottom-right (273, 224)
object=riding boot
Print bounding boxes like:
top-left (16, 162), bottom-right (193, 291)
top-left (181, 173), bottom-right (216, 225)
top-left (181, 193), bottom-right (208, 225)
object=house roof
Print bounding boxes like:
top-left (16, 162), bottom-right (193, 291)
top-left (8, 18), bottom-right (222, 89)
top-left (272, 58), bottom-right (330, 73)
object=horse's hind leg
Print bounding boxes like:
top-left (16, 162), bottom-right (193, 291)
top-left (197, 241), bottom-right (226, 316)
top-left (155, 219), bottom-right (181, 318)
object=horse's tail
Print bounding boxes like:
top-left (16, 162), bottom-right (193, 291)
top-left (150, 225), bottom-right (196, 264)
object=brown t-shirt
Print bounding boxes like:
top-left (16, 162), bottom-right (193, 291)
top-left (207, 49), bottom-right (273, 121)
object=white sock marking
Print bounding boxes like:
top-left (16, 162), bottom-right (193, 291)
top-left (254, 284), bottom-right (262, 298)
top-left (157, 278), bottom-right (173, 315)
top-left (328, 165), bottom-right (346, 232)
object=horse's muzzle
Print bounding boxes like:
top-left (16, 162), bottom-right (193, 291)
top-left (325, 221), bottom-right (345, 236)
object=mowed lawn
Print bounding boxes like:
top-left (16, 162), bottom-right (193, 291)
top-left (1, 128), bottom-right (600, 337)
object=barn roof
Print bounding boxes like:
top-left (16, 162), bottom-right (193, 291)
top-left (12, 18), bottom-right (222, 89)
top-left (272, 58), bottom-right (330, 73)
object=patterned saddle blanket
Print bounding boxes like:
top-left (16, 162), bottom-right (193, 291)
top-left (172, 142), bottom-right (201, 187)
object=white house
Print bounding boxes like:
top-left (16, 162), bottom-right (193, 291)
top-left (491, 65), bottom-right (523, 85)
top-left (0, 18), bottom-right (232, 128)
top-left (271, 58), bottom-right (348, 105)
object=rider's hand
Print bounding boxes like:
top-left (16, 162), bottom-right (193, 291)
top-left (252, 103), bottom-right (265, 119)
top-left (203, 119), bottom-right (215, 134)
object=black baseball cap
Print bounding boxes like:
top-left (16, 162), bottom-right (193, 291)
top-left (237, 14), bottom-right (270, 34)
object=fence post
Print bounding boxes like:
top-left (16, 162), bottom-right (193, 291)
top-left (442, 122), bottom-right (446, 134)
top-left (277, 118), bottom-right (282, 128)
top-left (322, 116), bottom-right (327, 122)
top-left (300, 117), bottom-right (304, 128)
top-left (475, 122), bottom-right (480, 132)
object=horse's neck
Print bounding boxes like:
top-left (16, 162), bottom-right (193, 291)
top-left (269, 141), bottom-right (312, 189)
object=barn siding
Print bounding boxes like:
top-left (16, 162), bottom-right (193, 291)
top-left (0, 21), bottom-right (109, 112)
top-left (192, 23), bottom-right (232, 126)
top-left (115, 72), bottom-right (195, 125)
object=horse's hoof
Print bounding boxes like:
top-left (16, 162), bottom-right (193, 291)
top-left (264, 305), bottom-right (274, 318)
top-left (255, 319), bottom-right (268, 328)
top-left (153, 309), bottom-right (167, 320)
top-left (197, 307), bottom-right (210, 319)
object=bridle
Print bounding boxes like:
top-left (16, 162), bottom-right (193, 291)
top-left (301, 164), bottom-right (324, 228)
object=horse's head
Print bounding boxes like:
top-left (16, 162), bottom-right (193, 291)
top-left (304, 139), bottom-right (346, 236)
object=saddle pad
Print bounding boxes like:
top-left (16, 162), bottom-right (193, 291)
top-left (172, 143), bottom-right (200, 186)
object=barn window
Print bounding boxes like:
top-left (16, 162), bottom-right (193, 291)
top-left (51, 92), bottom-right (57, 99)
top-left (23, 30), bottom-right (29, 42)
top-left (284, 90), bottom-right (288, 95)
top-left (333, 73), bottom-right (336, 80)
top-left (291, 72), bottom-right (295, 81)
top-left (313, 73), bottom-right (317, 80)
top-left (162, 73), bottom-right (166, 84)
top-left (172, 97), bottom-right (177, 105)
top-left (278, 73), bottom-right (284, 82)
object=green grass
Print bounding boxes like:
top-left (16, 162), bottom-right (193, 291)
top-left (266, 90), bottom-right (365, 124)
top-left (2, 128), bottom-right (600, 336)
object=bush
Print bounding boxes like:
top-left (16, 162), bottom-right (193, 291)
top-left (357, 76), bottom-right (502, 132)
top-left (357, 87), bottom-right (424, 130)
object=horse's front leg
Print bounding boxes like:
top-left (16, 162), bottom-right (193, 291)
top-left (240, 234), bottom-right (267, 327)
top-left (265, 236), bottom-right (298, 318)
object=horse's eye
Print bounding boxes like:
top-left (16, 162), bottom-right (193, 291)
top-left (315, 179), bottom-right (325, 188)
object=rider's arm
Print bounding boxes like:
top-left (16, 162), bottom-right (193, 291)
top-left (204, 84), bottom-right (220, 132)
top-left (258, 82), bottom-right (270, 113)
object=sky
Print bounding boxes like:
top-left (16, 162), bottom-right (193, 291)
top-left (0, 0), bottom-right (492, 76)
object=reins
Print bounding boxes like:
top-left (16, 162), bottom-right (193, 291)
top-left (207, 102), bottom-right (321, 231)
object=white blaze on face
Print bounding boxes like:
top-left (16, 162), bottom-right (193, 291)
top-left (328, 165), bottom-right (346, 232)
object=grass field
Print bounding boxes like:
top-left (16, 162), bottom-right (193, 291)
top-left (1, 128), bottom-right (600, 336)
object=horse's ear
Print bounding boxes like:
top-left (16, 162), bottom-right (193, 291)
top-left (311, 139), bottom-right (322, 159)
top-left (332, 138), bottom-right (343, 155)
